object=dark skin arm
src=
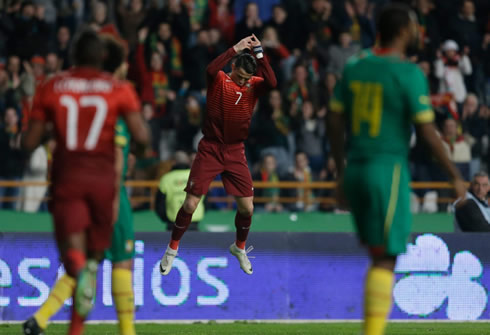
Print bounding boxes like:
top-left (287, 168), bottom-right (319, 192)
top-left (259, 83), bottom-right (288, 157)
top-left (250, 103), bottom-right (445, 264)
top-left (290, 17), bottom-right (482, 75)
top-left (122, 111), bottom-right (151, 147)
top-left (22, 119), bottom-right (46, 153)
top-left (326, 111), bottom-right (347, 206)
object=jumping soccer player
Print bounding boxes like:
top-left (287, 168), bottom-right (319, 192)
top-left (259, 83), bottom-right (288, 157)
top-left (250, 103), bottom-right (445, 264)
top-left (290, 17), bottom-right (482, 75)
top-left (22, 30), bottom-right (149, 335)
top-left (327, 4), bottom-right (466, 335)
top-left (159, 34), bottom-right (277, 276)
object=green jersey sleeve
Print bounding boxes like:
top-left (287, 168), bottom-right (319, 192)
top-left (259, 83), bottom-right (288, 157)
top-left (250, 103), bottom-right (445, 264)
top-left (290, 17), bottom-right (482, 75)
top-left (403, 66), bottom-right (434, 124)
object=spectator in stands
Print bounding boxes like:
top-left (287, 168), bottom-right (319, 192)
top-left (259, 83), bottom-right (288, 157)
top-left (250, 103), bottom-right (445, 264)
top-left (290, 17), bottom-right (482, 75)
top-left (326, 29), bottom-right (360, 78)
top-left (434, 40), bottom-right (472, 104)
top-left (10, 1), bottom-right (51, 60)
top-left (483, 33), bottom-right (490, 102)
top-left (6, 55), bottom-right (22, 98)
top-left (116, 0), bottom-right (147, 52)
top-left (18, 136), bottom-right (48, 212)
top-left (266, 4), bottom-right (299, 52)
top-left (318, 157), bottom-right (338, 212)
top-left (207, 0), bottom-right (235, 46)
top-left (285, 151), bottom-right (316, 212)
top-left (413, 0), bottom-right (440, 59)
top-left (184, 0), bottom-right (208, 32)
top-left (208, 27), bottom-right (227, 59)
top-left (461, 94), bottom-right (487, 177)
top-left (184, 29), bottom-right (211, 93)
top-left (136, 27), bottom-right (175, 122)
top-left (55, 25), bottom-right (72, 70)
top-left (454, 171), bottom-right (490, 232)
top-left (343, 0), bottom-right (376, 48)
top-left (261, 26), bottom-right (292, 86)
top-left (286, 63), bottom-right (317, 118)
top-left (155, 151), bottom-right (205, 231)
top-left (253, 153), bottom-right (283, 213)
top-left (0, 67), bottom-right (17, 112)
top-left (235, 2), bottom-right (263, 41)
top-left (88, 0), bottom-right (115, 32)
top-left (306, 0), bottom-right (338, 50)
top-left (156, 0), bottom-right (191, 48)
top-left (418, 58), bottom-right (439, 94)
top-left (176, 95), bottom-right (202, 152)
top-left (293, 100), bottom-right (326, 174)
top-left (441, 118), bottom-right (471, 180)
top-left (44, 52), bottom-right (61, 78)
top-left (0, 107), bottom-right (24, 210)
top-left (449, 0), bottom-right (480, 59)
top-left (250, 89), bottom-right (291, 174)
top-left (150, 22), bottom-right (184, 90)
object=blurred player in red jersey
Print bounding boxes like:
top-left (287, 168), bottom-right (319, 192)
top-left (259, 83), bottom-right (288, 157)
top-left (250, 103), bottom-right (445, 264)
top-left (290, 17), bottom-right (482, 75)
top-left (22, 30), bottom-right (150, 335)
top-left (160, 34), bottom-right (277, 276)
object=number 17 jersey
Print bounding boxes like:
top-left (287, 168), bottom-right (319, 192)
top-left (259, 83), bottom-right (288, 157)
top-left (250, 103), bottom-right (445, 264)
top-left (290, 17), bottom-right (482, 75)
top-left (330, 49), bottom-right (435, 162)
top-left (30, 67), bottom-right (141, 183)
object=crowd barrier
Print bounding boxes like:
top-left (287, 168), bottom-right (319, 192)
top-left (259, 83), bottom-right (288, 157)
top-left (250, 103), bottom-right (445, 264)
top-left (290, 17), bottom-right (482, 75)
top-left (0, 180), bottom-right (464, 210)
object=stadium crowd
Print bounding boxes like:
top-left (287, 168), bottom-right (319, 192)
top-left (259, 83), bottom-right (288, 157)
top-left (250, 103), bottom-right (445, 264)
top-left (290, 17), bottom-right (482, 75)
top-left (1, 0), bottom-right (490, 213)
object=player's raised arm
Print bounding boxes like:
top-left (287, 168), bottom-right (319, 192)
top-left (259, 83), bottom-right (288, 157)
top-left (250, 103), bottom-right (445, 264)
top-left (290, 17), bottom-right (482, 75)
top-left (251, 34), bottom-right (277, 93)
top-left (206, 36), bottom-right (253, 82)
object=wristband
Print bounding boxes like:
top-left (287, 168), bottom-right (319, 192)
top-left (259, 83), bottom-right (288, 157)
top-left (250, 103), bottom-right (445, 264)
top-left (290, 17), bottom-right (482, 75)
top-left (253, 45), bottom-right (264, 59)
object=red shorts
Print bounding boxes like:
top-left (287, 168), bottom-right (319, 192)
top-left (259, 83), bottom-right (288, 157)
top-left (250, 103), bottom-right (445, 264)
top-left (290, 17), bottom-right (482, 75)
top-left (50, 179), bottom-right (115, 252)
top-left (185, 138), bottom-right (254, 197)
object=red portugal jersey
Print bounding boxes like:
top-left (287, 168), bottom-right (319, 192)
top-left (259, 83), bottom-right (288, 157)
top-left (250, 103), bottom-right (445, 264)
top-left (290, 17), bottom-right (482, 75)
top-left (202, 47), bottom-right (277, 144)
top-left (204, 70), bottom-right (264, 144)
top-left (30, 67), bottom-right (141, 183)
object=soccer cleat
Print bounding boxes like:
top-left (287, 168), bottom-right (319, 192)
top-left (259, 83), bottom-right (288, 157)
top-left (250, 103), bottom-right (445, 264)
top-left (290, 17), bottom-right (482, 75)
top-left (74, 259), bottom-right (98, 318)
top-left (23, 317), bottom-right (44, 335)
top-left (229, 243), bottom-right (253, 275)
top-left (160, 245), bottom-right (178, 276)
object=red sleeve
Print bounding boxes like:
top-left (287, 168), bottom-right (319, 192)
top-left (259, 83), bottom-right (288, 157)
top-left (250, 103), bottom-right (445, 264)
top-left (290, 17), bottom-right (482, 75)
top-left (206, 47), bottom-right (236, 83)
top-left (30, 82), bottom-right (49, 122)
top-left (118, 82), bottom-right (141, 115)
top-left (254, 56), bottom-right (277, 96)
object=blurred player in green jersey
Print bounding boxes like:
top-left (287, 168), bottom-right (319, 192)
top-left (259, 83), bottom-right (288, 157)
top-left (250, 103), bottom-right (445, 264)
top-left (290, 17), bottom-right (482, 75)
top-left (24, 35), bottom-right (139, 335)
top-left (328, 4), bottom-right (466, 335)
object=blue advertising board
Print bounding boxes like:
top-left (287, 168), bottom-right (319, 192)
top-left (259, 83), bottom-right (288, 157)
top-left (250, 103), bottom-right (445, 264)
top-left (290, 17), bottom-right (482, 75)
top-left (0, 232), bottom-right (488, 320)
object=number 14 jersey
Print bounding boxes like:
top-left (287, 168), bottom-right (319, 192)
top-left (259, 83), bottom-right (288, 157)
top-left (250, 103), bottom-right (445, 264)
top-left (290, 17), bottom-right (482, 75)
top-left (31, 67), bottom-right (141, 183)
top-left (330, 49), bottom-right (435, 161)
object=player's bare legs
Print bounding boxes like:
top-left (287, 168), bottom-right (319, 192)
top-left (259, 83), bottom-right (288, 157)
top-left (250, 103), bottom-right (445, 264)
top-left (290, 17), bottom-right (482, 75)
top-left (229, 196), bottom-right (254, 274)
top-left (363, 250), bottom-right (396, 335)
top-left (160, 192), bottom-right (202, 275)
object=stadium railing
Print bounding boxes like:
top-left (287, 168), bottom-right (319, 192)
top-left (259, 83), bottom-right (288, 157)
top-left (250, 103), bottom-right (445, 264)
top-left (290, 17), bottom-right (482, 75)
top-left (0, 180), bottom-right (464, 210)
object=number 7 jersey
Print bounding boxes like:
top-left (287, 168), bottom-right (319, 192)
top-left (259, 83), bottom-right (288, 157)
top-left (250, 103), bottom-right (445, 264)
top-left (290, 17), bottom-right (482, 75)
top-left (330, 49), bottom-right (435, 161)
top-left (30, 67), bottom-right (141, 183)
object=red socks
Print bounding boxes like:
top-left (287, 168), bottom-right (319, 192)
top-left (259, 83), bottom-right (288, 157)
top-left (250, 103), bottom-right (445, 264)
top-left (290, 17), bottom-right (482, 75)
top-left (169, 207), bottom-right (193, 250)
top-left (235, 211), bottom-right (252, 249)
top-left (68, 306), bottom-right (84, 335)
top-left (64, 249), bottom-right (86, 278)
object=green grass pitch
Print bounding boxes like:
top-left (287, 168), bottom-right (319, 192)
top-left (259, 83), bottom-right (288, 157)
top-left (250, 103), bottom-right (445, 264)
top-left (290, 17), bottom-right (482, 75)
top-left (2, 322), bottom-right (490, 335)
